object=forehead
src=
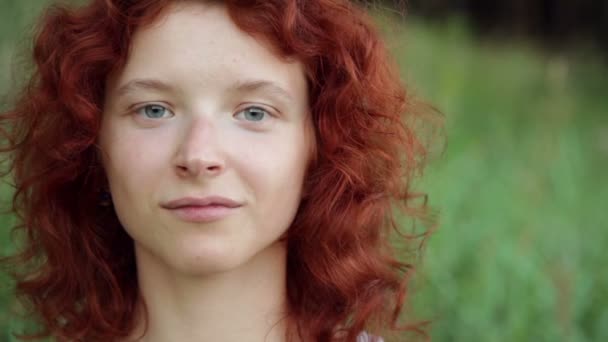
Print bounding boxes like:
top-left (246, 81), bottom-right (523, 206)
top-left (107, 1), bottom-right (307, 99)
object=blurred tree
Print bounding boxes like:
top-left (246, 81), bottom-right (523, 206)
top-left (385, 0), bottom-right (608, 53)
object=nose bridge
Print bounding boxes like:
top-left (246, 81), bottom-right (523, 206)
top-left (183, 115), bottom-right (215, 149)
top-left (175, 114), bottom-right (224, 176)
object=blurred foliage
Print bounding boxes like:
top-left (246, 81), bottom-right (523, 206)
top-left (1, 1), bottom-right (607, 342)
top-left (375, 12), bottom-right (608, 342)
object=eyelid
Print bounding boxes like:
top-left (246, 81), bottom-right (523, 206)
top-left (128, 102), bottom-right (279, 121)
top-left (236, 104), bottom-right (279, 118)
top-left (131, 102), bottom-right (175, 119)
top-left (236, 105), bottom-right (278, 124)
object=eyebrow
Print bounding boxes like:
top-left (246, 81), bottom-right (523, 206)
top-left (114, 78), bottom-right (295, 103)
top-left (230, 79), bottom-right (295, 103)
top-left (115, 78), bottom-right (174, 97)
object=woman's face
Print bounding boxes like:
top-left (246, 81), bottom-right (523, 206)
top-left (98, 2), bottom-right (313, 275)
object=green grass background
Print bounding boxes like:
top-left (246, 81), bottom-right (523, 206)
top-left (1, 1), bottom-right (607, 341)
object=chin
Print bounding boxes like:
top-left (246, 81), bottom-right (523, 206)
top-left (164, 240), bottom-right (250, 276)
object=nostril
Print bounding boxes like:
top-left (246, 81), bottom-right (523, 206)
top-left (174, 155), bottom-right (225, 177)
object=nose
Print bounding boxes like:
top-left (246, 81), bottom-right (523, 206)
top-left (173, 117), bottom-right (225, 179)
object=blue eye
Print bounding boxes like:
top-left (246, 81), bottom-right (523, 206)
top-left (236, 106), bottom-right (269, 122)
top-left (136, 104), bottom-right (172, 119)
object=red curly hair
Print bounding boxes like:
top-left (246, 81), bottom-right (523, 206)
top-left (1, 0), bottom-right (438, 341)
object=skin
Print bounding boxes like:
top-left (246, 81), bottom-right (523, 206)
top-left (98, 2), bottom-right (314, 341)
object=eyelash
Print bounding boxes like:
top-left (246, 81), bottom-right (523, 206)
top-left (133, 103), bottom-right (173, 119)
top-left (132, 103), bottom-right (274, 123)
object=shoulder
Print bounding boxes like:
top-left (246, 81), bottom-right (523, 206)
top-left (357, 331), bottom-right (384, 342)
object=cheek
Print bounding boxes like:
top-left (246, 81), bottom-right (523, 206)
top-left (240, 129), bottom-right (310, 203)
top-left (101, 126), bottom-right (172, 195)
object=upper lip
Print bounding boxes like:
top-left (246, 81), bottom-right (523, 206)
top-left (162, 196), bottom-right (243, 209)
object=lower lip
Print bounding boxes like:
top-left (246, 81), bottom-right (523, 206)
top-left (168, 205), bottom-right (239, 223)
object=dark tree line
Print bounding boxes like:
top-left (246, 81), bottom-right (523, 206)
top-left (387, 0), bottom-right (608, 52)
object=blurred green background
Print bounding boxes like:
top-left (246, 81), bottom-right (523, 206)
top-left (1, 1), bottom-right (607, 341)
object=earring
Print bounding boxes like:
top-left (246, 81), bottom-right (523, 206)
top-left (99, 190), bottom-right (112, 207)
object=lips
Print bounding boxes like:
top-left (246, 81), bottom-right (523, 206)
top-left (161, 196), bottom-right (243, 223)
top-left (162, 196), bottom-right (242, 209)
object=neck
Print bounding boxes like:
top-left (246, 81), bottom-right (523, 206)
top-left (125, 241), bottom-right (293, 342)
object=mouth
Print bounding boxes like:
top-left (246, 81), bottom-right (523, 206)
top-left (167, 204), bottom-right (240, 223)
top-left (161, 196), bottom-right (243, 223)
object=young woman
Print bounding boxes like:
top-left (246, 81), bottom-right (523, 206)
top-left (0, 0), bottom-right (438, 341)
